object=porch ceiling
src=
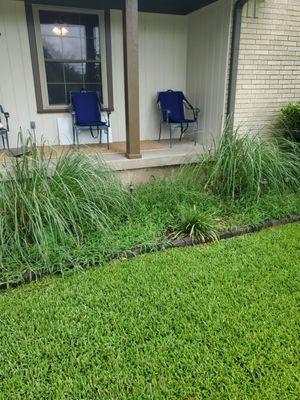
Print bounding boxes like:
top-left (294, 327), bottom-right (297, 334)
top-left (140, 0), bottom-right (218, 14)
top-left (30, 0), bottom-right (219, 15)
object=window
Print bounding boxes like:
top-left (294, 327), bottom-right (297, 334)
top-left (30, 6), bottom-right (113, 112)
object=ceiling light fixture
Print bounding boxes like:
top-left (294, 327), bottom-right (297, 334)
top-left (52, 19), bottom-right (69, 36)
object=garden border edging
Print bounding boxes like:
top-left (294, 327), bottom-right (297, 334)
top-left (1, 214), bottom-right (300, 291)
top-left (117, 214), bottom-right (300, 257)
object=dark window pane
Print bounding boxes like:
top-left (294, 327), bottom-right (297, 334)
top-left (47, 84), bottom-right (66, 105)
top-left (66, 84), bottom-right (85, 103)
top-left (62, 37), bottom-right (82, 60)
top-left (40, 10), bottom-right (58, 35)
top-left (45, 62), bottom-right (64, 83)
top-left (42, 36), bottom-right (63, 60)
top-left (82, 37), bottom-right (100, 61)
top-left (87, 38), bottom-right (100, 61)
top-left (84, 63), bottom-right (101, 84)
top-left (40, 10), bottom-right (81, 37)
top-left (40, 10), bottom-right (104, 108)
top-left (64, 63), bottom-right (83, 83)
top-left (80, 14), bottom-right (99, 38)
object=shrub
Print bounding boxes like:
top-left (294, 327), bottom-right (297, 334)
top-left (274, 102), bottom-right (300, 143)
top-left (170, 205), bottom-right (218, 242)
top-left (201, 122), bottom-right (300, 200)
top-left (0, 143), bottom-right (130, 269)
top-left (132, 168), bottom-right (222, 234)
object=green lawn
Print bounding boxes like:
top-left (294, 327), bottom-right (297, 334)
top-left (1, 224), bottom-right (299, 399)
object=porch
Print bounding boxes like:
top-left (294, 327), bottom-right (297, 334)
top-left (42, 139), bottom-right (202, 168)
top-left (0, 139), bottom-right (204, 183)
top-left (0, 0), bottom-right (234, 165)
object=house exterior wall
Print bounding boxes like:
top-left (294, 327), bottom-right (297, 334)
top-left (139, 12), bottom-right (187, 141)
top-left (186, 0), bottom-right (233, 146)
top-left (234, 0), bottom-right (300, 134)
top-left (0, 0), bottom-right (187, 146)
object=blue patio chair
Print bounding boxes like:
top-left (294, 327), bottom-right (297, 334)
top-left (157, 90), bottom-right (200, 147)
top-left (69, 90), bottom-right (111, 148)
top-left (0, 104), bottom-right (10, 149)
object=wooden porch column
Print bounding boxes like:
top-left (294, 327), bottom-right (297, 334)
top-left (123, 0), bottom-right (141, 159)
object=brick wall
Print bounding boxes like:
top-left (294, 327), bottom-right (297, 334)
top-left (234, 0), bottom-right (300, 134)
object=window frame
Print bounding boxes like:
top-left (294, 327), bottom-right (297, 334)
top-left (27, 4), bottom-right (114, 113)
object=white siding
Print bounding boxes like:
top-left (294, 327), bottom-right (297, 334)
top-left (109, 10), bottom-right (126, 142)
top-left (139, 12), bottom-right (187, 140)
top-left (186, 0), bottom-right (232, 146)
top-left (109, 11), bottom-right (188, 142)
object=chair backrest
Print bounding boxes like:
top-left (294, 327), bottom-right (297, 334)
top-left (70, 91), bottom-right (102, 126)
top-left (0, 105), bottom-right (9, 131)
top-left (157, 90), bottom-right (186, 123)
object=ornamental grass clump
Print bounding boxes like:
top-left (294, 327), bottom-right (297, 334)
top-left (202, 122), bottom-right (300, 201)
top-left (171, 205), bottom-right (218, 242)
top-left (0, 143), bottom-right (130, 269)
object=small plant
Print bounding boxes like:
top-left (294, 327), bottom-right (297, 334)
top-left (201, 121), bottom-right (300, 200)
top-left (274, 102), bottom-right (300, 143)
top-left (170, 206), bottom-right (218, 242)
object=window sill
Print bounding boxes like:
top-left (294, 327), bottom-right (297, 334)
top-left (37, 107), bottom-right (114, 114)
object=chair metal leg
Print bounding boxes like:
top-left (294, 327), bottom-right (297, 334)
top-left (158, 121), bottom-right (162, 142)
top-left (5, 132), bottom-right (9, 149)
top-left (180, 124), bottom-right (184, 141)
top-left (169, 125), bottom-right (173, 148)
top-left (107, 131), bottom-right (110, 150)
top-left (194, 122), bottom-right (198, 146)
top-left (1, 135), bottom-right (5, 149)
top-left (72, 125), bottom-right (76, 146)
top-left (75, 127), bottom-right (79, 149)
top-left (100, 130), bottom-right (102, 144)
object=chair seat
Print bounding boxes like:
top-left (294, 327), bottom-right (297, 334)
top-left (170, 118), bottom-right (196, 124)
top-left (76, 121), bottom-right (108, 127)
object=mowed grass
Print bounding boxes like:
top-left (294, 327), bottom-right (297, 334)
top-left (0, 224), bottom-right (299, 400)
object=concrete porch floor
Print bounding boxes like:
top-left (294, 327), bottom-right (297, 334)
top-left (1, 139), bottom-right (204, 170)
top-left (103, 139), bottom-right (204, 171)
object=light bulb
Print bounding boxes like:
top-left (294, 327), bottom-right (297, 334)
top-left (52, 26), bottom-right (61, 35)
top-left (52, 26), bottom-right (69, 35)
top-left (61, 27), bottom-right (69, 36)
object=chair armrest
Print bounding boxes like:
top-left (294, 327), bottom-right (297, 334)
top-left (68, 105), bottom-right (76, 128)
top-left (184, 101), bottom-right (200, 120)
top-left (192, 107), bottom-right (200, 121)
top-left (102, 109), bottom-right (111, 127)
top-left (68, 104), bottom-right (75, 114)
top-left (194, 107), bottom-right (200, 116)
top-left (0, 106), bottom-right (9, 118)
top-left (0, 106), bottom-right (10, 131)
